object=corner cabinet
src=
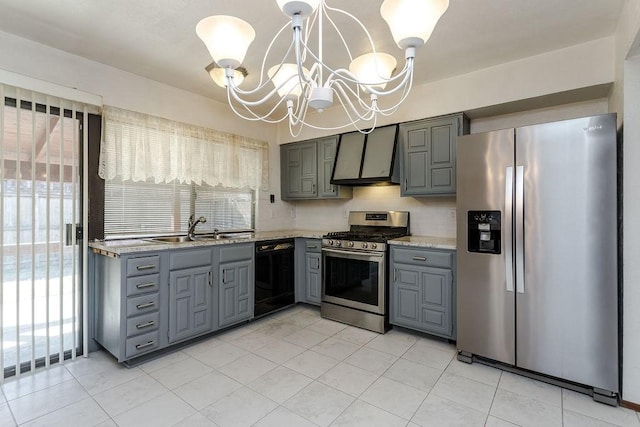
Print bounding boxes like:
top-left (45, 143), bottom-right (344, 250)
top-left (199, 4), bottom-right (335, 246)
top-left (389, 245), bottom-right (456, 340)
top-left (295, 238), bottom-right (322, 305)
top-left (216, 243), bottom-right (254, 328)
top-left (281, 137), bottom-right (352, 200)
top-left (399, 113), bottom-right (469, 196)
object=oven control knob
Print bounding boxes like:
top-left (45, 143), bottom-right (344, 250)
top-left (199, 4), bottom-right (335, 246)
top-left (371, 243), bottom-right (377, 249)
top-left (348, 241), bottom-right (354, 247)
top-left (329, 240), bottom-right (334, 246)
top-left (362, 242), bottom-right (368, 249)
top-left (336, 241), bottom-right (342, 247)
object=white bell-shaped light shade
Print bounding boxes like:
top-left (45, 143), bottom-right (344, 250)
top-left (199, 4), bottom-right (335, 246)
top-left (208, 67), bottom-right (245, 88)
top-left (196, 16), bottom-right (255, 69)
top-left (349, 52), bottom-right (397, 91)
top-left (268, 64), bottom-right (309, 99)
top-left (276, 0), bottom-right (320, 17)
top-left (380, 0), bottom-right (449, 49)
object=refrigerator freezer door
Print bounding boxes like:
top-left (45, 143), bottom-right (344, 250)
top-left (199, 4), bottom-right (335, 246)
top-left (456, 129), bottom-right (516, 365)
top-left (515, 114), bottom-right (618, 392)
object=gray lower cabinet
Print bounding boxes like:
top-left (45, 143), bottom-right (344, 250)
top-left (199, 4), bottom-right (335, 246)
top-left (295, 238), bottom-right (322, 305)
top-left (281, 137), bottom-right (352, 200)
top-left (94, 251), bottom-right (167, 362)
top-left (168, 248), bottom-right (213, 343)
top-left (217, 243), bottom-right (254, 328)
top-left (389, 245), bottom-right (456, 340)
top-left (399, 113), bottom-right (469, 196)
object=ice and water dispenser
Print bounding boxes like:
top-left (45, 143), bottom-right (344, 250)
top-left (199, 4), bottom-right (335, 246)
top-left (467, 211), bottom-right (501, 254)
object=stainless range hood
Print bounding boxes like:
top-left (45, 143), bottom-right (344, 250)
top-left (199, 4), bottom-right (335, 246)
top-left (330, 124), bottom-right (400, 186)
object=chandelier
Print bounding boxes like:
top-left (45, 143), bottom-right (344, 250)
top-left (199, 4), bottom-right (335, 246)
top-left (196, 0), bottom-right (449, 135)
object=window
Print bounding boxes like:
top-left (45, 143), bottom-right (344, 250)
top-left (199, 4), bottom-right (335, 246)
top-left (99, 106), bottom-right (267, 239)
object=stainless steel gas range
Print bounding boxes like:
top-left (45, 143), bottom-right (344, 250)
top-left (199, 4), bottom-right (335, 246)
top-left (321, 211), bottom-right (410, 333)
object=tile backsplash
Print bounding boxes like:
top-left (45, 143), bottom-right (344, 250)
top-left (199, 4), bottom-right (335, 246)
top-left (260, 185), bottom-right (457, 238)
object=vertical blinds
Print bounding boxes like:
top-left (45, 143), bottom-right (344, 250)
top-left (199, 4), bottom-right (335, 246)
top-left (0, 82), bottom-right (93, 381)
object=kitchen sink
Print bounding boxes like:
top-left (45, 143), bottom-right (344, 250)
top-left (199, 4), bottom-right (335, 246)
top-left (146, 232), bottom-right (254, 244)
top-left (148, 235), bottom-right (193, 243)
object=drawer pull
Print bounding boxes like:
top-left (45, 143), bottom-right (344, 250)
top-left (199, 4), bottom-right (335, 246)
top-left (307, 245), bottom-right (318, 249)
top-left (136, 301), bottom-right (155, 310)
top-left (136, 264), bottom-right (156, 271)
top-left (135, 340), bottom-right (155, 350)
top-left (136, 282), bottom-right (156, 289)
top-left (412, 256), bottom-right (427, 261)
top-left (136, 320), bottom-right (156, 329)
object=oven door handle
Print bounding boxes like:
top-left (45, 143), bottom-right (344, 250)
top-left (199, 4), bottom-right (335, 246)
top-left (322, 247), bottom-right (384, 260)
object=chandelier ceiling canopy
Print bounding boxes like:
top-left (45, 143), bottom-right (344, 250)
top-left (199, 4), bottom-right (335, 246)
top-left (196, 0), bottom-right (450, 135)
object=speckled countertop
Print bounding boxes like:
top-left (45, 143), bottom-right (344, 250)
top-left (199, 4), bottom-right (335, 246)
top-left (388, 236), bottom-right (457, 250)
top-left (89, 230), bottom-right (457, 257)
top-left (89, 230), bottom-right (327, 257)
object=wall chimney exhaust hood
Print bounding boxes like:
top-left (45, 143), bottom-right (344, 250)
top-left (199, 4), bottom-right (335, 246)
top-left (331, 124), bottom-right (400, 186)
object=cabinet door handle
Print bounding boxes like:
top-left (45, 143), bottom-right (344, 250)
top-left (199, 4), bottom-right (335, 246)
top-left (393, 268), bottom-right (397, 282)
top-left (136, 282), bottom-right (155, 289)
top-left (208, 271), bottom-right (213, 288)
top-left (136, 320), bottom-right (156, 329)
top-left (136, 264), bottom-right (156, 271)
top-left (135, 341), bottom-right (155, 350)
top-left (404, 179), bottom-right (408, 191)
top-left (136, 301), bottom-right (155, 310)
top-left (412, 256), bottom-right (427, 261)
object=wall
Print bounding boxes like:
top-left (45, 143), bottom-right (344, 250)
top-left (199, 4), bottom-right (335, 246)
top-left (0, 31), bottom-right (275, 142)
top-left (278, 37), bottom-right (615, 144)
top-left (623, 53), bottom-right (640, 406)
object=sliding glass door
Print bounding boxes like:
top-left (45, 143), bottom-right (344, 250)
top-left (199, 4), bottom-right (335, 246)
top-left (1, 90), bottom-right (82, 380)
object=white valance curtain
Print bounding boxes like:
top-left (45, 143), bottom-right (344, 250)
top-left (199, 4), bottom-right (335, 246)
top-left (98, 106), bottom-right (269, 190)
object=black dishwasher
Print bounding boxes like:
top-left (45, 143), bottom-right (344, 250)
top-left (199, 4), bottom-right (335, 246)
top-left (254, 239), bottom-right (295, 317)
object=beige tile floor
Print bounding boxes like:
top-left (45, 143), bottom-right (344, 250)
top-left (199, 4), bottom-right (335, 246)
top-left (1, 305), bottom-right (638, 426)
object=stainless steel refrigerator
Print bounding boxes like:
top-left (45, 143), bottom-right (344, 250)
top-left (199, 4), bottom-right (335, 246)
top-left (456, 113), bottom-right (618, 402)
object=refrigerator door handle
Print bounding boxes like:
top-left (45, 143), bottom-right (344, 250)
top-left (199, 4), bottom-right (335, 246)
top-left (515, 165), bottom-right (525, 294)
top-left (504, 166), bottom-right (514, 292)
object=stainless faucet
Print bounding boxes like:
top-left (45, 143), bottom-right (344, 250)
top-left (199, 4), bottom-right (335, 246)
top-left (187, 215), bottom-right (207, 240)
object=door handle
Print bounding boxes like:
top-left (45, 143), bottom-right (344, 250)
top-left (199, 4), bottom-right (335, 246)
top-left (515, 165), bottom-right (525, 294)
top-left (504, 166), bottom-right (514, 292)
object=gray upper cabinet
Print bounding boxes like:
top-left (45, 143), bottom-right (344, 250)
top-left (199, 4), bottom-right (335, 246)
top-left (317, 138), bottom-right (340, 198)
top-left (281, 137), bottom-right (351, 200)
top-left (281, 141), bottom-right (317, 199)
top-left (399, 113), bottom-right (469, 196)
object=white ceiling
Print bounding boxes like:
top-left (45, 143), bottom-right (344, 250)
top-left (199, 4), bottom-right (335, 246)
top-left (0, 0), bottom-right (625, 104)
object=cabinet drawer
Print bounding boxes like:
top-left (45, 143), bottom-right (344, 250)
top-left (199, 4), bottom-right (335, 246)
top-left (126, 274), bottom-right (160, 297)
top-left (305, 239), bottom-right (321, 253)
top-left (126, 312), bottom-right (159, 337)
top-left (392, 247), bottom-right (453, 268)
top-left (126, 293), bottom-right (159, 317)
top-left (169, 249), bottom-right (211, 270)
top-left (125, 330), bottom-right (159, 358)
top-left (126, 255), bottom-right (160, 277)
top-left (220, 243), bottom-right (253, 263)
